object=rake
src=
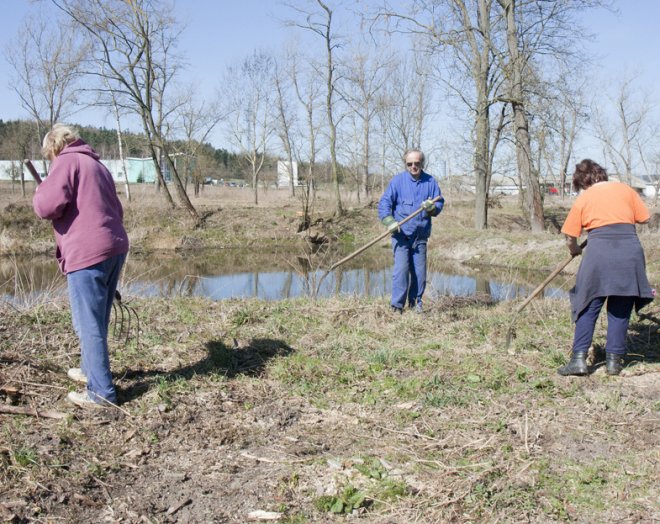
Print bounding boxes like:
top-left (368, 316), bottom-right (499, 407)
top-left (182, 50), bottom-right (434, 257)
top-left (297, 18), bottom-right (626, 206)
top-left (112, 290), bottom-right (140, 346)
top-left (504, 240), bottom-right (587, 351)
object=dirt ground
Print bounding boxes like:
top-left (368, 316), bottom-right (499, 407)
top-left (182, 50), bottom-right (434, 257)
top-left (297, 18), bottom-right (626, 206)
top-left (0, 183), bottom-right (658, 523)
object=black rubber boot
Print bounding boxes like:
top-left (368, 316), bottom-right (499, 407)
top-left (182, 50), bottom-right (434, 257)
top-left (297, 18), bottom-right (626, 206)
top-left (557, 352), bottom-right (588, 376)
top-left (606, 353), bottom-right (624, 376)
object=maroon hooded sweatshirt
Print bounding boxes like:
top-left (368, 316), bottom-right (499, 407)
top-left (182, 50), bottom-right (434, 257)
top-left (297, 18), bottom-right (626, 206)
top-left (33, 139), bottom-right (129, 274)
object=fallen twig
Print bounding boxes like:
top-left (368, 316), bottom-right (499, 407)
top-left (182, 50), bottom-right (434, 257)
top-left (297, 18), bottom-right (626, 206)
top-left (0, 404), bottom-right (67, 419)
top-left (239, 451), bottom-right (314, 464)
top-left (166, 497), bottom-right (192, 516)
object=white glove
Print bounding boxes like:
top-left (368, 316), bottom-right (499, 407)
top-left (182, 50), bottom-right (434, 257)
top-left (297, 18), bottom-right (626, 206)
top-left (382, 216), bottom-right (399, 233)
top-left (421, 199), bottom-right (435, 213)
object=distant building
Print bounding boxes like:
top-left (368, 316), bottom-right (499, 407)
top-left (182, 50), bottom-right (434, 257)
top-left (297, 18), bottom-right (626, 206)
top-left (0, 157), bottom-right (159, 183)
top-left (102, 158), bottom-right (159, 183)
top-left (608, 173), bottom-right (659, 199)
top-left (277, 160), bottom-right (298, 188)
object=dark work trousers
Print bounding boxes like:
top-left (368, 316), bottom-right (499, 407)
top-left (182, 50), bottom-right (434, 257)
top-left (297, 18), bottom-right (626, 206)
top-left (391, 234), bottom-right (427, 309)
top-left (571, 296), bottom-right (635, 356)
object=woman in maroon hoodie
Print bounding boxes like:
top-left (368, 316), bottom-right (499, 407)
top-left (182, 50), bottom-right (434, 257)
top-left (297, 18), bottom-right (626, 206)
top-left (33, 124), bottom-right (129, 408)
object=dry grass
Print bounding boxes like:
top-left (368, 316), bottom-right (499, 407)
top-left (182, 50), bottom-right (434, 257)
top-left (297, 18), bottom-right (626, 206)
top-left (0, 295), bottom-right (658, 522)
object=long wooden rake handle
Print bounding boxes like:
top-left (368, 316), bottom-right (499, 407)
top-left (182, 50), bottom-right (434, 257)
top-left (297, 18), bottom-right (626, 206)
top-left (505, 240), bottom-right (587, 350)
top-left (327, 195), bottom-right (443, 272)
top-left (513, 239), bottom-right (587, 314)
top-left (24, 159), bottom-right (43, 184)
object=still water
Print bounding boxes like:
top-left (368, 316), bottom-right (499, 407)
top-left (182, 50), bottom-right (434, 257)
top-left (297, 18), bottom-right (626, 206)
top-left (1, 247), bottom-right (571, 305)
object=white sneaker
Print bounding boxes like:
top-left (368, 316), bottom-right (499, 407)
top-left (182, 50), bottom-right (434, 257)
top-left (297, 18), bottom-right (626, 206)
top-left (67, 368), bottom-right (88, 384)
top-left (67, 391), bottom-right (105, 409)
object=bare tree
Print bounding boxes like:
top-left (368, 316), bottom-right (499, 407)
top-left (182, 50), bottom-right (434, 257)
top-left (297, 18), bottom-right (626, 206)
top-left (292, 53), bottom-right (324, 230)
top-left (5, 12), bottom-right (87, 171)
top-left (340, 46), bottom-right (391, 200)
top-left (287, 0), bottom-right (345, 216)
top-left (381, 53), bottom-right (432, 155)
top-left (223, 50), bottom-right (276, 205)
top-left (537, 72), bottom-right (587, 199)
top-left (593, 75), bottom-right (653, 186)
top-left (52, 0), bottom-right (199, 220)
top-left (0, 121), bottom-right (39, 197)
top-left (174, 87), bottom-right (224, 197)
top-left (498, 0), bottom-right (544, 231)
top-left (273, 53), bottom-right (298, 198)
top-left (377, 0), bottom-right (501, 230)
top-left (100, 68), bottom-right (132, 201)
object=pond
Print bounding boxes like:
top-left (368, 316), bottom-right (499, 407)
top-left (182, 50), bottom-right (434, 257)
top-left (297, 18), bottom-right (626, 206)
top-left (0, 247), bottom-right (572, 306)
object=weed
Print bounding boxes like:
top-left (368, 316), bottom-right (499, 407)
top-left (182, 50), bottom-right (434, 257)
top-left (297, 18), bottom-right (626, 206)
top-left (531, 377), bottom-right (556, 394)
top-left (424, 375), bottom-right (470, 408)
top-left (355, 456), bottom-right (387, 480)
top-left (13, 447), bottom-right (38, 468)
top-left (547, 349), bottom-right (568, 367)
top-left (372, 479), bottom-right (409, 502)
top-left (170, 298), bottom-right (200, 325)
top-left (313, 485), bottom-right (367, 514)
top-left (231, 307), bottom-right (256, 327)
top-left (515, 367), bottom-right (530, 382)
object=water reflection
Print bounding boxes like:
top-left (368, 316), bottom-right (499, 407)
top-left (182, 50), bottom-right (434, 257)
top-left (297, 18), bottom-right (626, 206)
top-left (1, 249), bottom-right (571, 305)
top-left (125, 267), bottom-right (568, 302)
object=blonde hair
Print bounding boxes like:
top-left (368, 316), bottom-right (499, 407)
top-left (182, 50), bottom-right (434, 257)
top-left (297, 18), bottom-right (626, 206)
top-left (42, 123), bottom-right (80, 160)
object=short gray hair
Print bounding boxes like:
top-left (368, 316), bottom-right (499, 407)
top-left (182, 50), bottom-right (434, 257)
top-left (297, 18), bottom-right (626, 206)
top-left (403, 148), bottom-right (425, 165)
top-left (42, 123), bottom-right (80, 160)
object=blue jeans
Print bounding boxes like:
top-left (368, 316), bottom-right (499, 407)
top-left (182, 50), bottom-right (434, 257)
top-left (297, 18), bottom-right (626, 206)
top-left (67, 254), bottom-right (126, 404)
top-left (571, 296), bottom-right (635, 356)
top-left (391, 234), bottom-right (427, 309)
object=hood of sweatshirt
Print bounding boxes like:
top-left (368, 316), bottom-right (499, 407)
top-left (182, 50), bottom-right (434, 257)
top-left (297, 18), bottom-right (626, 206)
top-left (58, 138), bottom-right (100, 161)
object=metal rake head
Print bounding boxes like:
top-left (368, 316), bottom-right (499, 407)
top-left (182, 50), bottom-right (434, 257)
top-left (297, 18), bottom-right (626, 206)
top-left (112, 290), bottom-right (140, 346)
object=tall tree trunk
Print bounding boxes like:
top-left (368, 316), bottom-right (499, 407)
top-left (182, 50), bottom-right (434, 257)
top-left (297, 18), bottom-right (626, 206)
top-left (501, 0), bottom-right (544, 232)
top-left (320, 1), bottom-right (343, 216)
top-left (112, 104), bottom-right (131, 202)
top-left (474, 88), bottom-right (490, 230)
top-left (363, 112), bottom-right (370, 199)
top-left (146, 113), bottom-right (199, 221)
top-left (141, 118), bottom-right (175, 208)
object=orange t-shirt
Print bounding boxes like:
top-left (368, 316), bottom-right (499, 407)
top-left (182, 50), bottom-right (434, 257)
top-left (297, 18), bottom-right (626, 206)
top-left (561, 181), bottom-right (650, 238)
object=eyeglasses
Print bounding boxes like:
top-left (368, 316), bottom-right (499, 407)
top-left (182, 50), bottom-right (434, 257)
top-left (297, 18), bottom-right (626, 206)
top-left (406, 161), bottom-right (422, 167)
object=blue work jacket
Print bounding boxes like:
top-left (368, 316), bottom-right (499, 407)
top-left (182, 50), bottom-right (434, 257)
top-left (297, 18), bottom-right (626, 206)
top-left (378, 171), bottom-right (444, 239)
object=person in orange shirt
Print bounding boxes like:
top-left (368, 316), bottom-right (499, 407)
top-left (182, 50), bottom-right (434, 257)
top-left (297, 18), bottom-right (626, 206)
top-left (558, 159), bottom-right (654, 376)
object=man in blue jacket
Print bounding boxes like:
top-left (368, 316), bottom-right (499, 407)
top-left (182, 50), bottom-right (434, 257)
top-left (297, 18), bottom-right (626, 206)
top-left (378, 149), bottom-right (444, 313)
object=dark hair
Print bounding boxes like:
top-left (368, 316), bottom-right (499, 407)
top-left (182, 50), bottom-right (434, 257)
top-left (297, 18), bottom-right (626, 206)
top-left (572, 159), bottom-right (608, 192)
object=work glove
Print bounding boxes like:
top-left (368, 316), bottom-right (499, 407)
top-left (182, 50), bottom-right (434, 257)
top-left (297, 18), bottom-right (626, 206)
top-left (381, 215), bottom-right (399, 233)
top-left (421, 199), bottom-right (435, 214)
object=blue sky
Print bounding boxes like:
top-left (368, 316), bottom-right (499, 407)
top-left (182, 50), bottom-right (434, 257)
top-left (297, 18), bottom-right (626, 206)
top-left (1, 0), bottom-right (658, 153)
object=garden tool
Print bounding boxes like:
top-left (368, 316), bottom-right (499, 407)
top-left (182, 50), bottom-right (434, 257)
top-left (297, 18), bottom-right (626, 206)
top-left (315, 195), bottom-right (443, 294)
top-left (111, 289), bottom-right (140, 346)
top-left (505, 240), bottom-right (587, 351)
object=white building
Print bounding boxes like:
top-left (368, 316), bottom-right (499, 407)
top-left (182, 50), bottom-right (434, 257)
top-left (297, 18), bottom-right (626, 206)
top-left (277, 160), bottom-right (298, 188)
